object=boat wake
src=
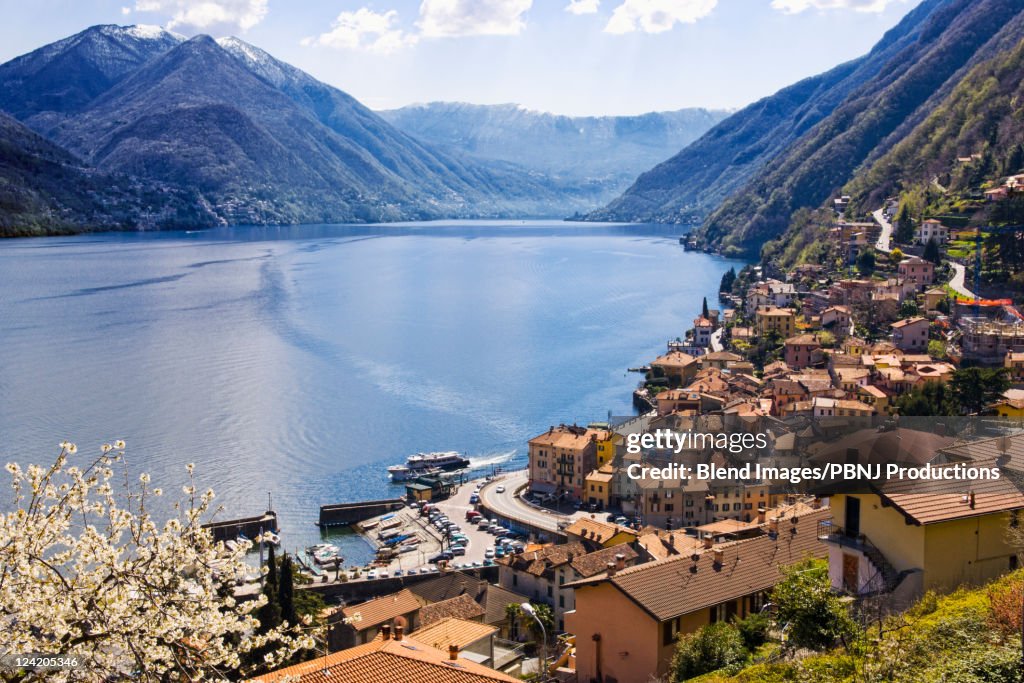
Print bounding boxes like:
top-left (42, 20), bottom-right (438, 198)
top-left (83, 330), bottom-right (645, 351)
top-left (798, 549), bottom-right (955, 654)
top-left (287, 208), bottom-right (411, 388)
top-left (467, 449), bottom-right (517, 469)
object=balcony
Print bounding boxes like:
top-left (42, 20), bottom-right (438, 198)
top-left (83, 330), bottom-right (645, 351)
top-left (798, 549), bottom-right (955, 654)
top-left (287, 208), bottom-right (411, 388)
top-left (817, 520), bottom-right (900, 592)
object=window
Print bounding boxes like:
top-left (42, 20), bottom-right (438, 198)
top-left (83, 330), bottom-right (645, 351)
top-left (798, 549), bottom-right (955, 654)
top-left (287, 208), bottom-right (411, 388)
top-left (547, 585), bottom-right (553, 598)
top-left (733, 503), bottom-right (742, 511)
top-left (665, 504), bottom-right (674, 512)
top-left (559, 595), bottom-right (565, 608)
top-left (744, 503), bottom-right (752, 510)
top-left (686, 498), bottom-right (693, 507)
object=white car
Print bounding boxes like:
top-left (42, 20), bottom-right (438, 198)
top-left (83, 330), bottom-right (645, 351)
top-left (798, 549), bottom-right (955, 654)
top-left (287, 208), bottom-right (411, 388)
top-left (366, 570), bottom-right (377, 580)
top-left (484, 549), bottom-right (495, 559)
top-left (495, 485), bottom-right (506, 493)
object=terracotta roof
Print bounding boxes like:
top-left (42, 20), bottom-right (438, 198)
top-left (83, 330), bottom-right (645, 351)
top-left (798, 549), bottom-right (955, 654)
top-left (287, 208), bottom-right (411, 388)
top-left (703, 351), bottom-right (743, 362)
top-left (480, 584), bottom-right (530, 625)
top-left (570, 544), bottom-right (640, 578)
top-left (572, 508), bottom-right (830, 622)
top-left (565, 518), bottom-right (637, 544)
top-left (586, 469), bottom-right (614, 483)
top-left (419, 593), bottom-right (486, 626)
top-left (651, 351), bottom-right (698, 368)
top-left (807, 428), bottom-right (953, 467)
top-left (413, 618), bottom-right (497, 651)
top-left (695, 519), bottom-right (753, 535)
top-left (342, 589), bottom-right (421, 631)
top-left (785, 334), bottom-right (820, 346)
top-left (876, 474), bottom-right (1024, 525)
top-left (496, 542), bottom-right (589, 577)
top-left (891, 316), bottom-right (928, 329)
top-left (409, 574), bottom-right (487, 605)
top-left (249, 634), bottom-right (517, 683)
top-left (637, 533), bottom-right (673, 560)
top-left (528, 424), bottom-right (595, 450)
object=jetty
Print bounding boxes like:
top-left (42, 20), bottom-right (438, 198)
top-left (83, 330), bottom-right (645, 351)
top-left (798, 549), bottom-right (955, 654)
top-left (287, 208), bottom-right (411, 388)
top-left (318, 498), bottom-right (405, 527)
top-left (202, 511), bottom-right (278, 543)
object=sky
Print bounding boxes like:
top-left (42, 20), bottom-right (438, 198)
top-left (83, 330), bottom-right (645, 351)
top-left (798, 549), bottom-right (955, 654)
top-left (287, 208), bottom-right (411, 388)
top-left (0, 0), bottom-right (921, 116)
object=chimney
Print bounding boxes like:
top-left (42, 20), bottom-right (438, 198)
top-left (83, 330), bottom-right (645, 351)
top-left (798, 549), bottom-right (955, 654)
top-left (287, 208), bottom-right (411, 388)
top-left (769, 517), bottom-right (779, 534)
top-left (757, 507), bottom-right (766, 524)
top-left (713, 549), bottom-right (724, 565)
top-left (394, 624), bottom-right (404, 641)
top-left (606, 561), bottom-right (617, 577)
top-left (380, 624), bottom-right (391, 641)
top-left (811, 498), bottom-right (822, 510)
top-left (668, 534), bottom-right (676, 549)
top-left (702, 535), bottom-right (714, 549)
top-left (615, 553), bottom-right (626, 570)
top-left (448, 644), bottom-right (459, 661)
top-left (968, 491), bottom-right (976, 509)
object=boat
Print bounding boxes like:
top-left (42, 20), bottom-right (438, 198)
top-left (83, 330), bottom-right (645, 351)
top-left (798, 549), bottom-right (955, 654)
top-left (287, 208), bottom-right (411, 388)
top-left (380, 517), bottom-right (403, 530)
top-left (262, 531), bottom-right (281, 545)
top-left (383, 533), bottom-right (412, 547)
top-left (360, 519), bottom-right (379, 531)
top-left (387, 451), bottom-right (471, 480)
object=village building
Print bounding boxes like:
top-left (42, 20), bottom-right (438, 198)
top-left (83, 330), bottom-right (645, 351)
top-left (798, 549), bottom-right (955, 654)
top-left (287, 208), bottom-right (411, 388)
top-left (783, 334), bottom-right (823, 370)
top-left (331, 588), bottom-right (423, 650)
top-left (566, 507), bottom-right (829, 683)
top-left (917, 218), bottom-right (949, 244)
top-left (755, 306), bottom-right (795, 338)
top-left (527, 424), bottom-right (600, 501)
top-left (650, 350), bottom-right (699, 386)
top-left (897, 257), bottom-right (935, 288)
top-left (890, 316), bottom-right (930, 351)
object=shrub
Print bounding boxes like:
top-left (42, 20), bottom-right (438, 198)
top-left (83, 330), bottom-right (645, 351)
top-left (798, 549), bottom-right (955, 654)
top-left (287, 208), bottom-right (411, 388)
top-left (671, 622), bottom-right (747, 681)
top-left (734, 611), bottom-right (771, 651)
top-left (771, 559), bottom-right (859, 651)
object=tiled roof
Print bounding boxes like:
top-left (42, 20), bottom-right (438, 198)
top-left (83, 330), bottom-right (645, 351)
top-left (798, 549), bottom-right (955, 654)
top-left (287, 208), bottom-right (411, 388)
top-left (408, 573), bottom-right (487, 605)
top-left (419, 593), bottom-right (486, 626)
top-left (496, 542), bottom-right (589, 577)
top-left (571, 509), bottom-right (830, 623)
top-left (570, 544), bottom-right (639, 578)
top-left (637, 533), bottom-right (672, 560)
top-left (807, 428), bottom-right (953, 467)
top-left (248, 634), bottom-right (518, 683)
top-left (528, 424), bottom-right (595, 450)
top-left (480, 584), bottom-right (530, 625)
top-left (565, 518), bottom-right (637, 544)
top-left (651, 351), bottom-right (698, 368)
top-left (414, 617), bottom-right (497, 651)
top-left (342, 588), bottom-right (421, 631)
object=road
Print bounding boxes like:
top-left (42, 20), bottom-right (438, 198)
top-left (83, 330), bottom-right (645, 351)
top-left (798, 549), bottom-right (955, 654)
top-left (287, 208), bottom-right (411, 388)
top-left (948, 262), bottom-right (976, 299)
top-left (477, 470), bottom-right (570, 534)
top-left (872, 208), bottom-right (893, 253)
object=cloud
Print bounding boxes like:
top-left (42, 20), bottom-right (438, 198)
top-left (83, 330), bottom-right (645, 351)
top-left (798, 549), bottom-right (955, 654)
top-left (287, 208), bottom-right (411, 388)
top-left (566, 0), bottom-right (600, 14)
top-left (417, 0), bottom-right (533, 37)
top-left (130, 0), bottom-right (267, 32)
top-left (302, 8), bottom-right (418, 54)
top-left (770, 0), bottom-right (901, 13)
top-left (604, 0), bottom-right (717, 34)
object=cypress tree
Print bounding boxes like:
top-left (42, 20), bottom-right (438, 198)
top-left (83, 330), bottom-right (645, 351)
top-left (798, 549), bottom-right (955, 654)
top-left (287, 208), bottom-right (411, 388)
top-left (701, 297), bottom-right (709, 318)
top-left (278, 554), bottom-right (298, 627)
top-left (257, 544), bottom-right (281, 632)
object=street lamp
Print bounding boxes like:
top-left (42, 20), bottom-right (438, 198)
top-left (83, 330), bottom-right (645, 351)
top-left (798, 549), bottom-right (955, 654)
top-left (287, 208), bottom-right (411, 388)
top-left (521, 602), bottom-right (546, 681)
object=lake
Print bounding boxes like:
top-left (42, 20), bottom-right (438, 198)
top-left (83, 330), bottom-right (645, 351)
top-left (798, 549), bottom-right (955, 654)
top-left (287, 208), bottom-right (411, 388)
top-left (0, 221), bottom-right (738, 562)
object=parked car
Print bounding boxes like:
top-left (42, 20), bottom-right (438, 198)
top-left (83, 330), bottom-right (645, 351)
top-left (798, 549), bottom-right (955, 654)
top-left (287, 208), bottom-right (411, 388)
top-left (466, 509), bottom-right (480, 520)
top-left (615, 516), bottom-right (628, 526)
top-left (366, 570), bottom-right (377, 580)
top-left (393, 569), bottom-right (403, 577)
top-left (469, 494), bottom-right (480, 504)
top-left (379, 570), bottom-right (389, 578)
top-left (478, 519), bottom-right (491, 530)
top-left (484, 549), bottom-right (495, 559)
top-left (406, 568), bottom-right (418, 575)
top-left (429, 551), bottom-right (453, 563)
top-left (452, 535), bottom-right (469, 545)
top-left (606, 513), bottom-right (617, 522)
top-left (451, 545), bottom-right (466, 556)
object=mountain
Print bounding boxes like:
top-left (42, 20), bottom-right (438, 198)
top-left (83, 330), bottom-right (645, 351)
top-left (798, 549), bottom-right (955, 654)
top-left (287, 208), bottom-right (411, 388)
top-left (0, 25), bottom-right (601, 233)
top-left (590, 0), bottom-right (1024, 257)
top-left (0, 25), bottom-right (184, 128)
top-left (700, 0), bottom-right (1024, 256)
top-left (378, 102), bottom-right (729, 202)
top-left (0, 112), bottom-right (214, 236)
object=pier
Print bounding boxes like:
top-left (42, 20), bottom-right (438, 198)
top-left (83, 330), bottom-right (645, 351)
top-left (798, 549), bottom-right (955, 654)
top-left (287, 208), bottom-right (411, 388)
top-left (202, 511), bottom-right (278, 543)
top-left (318, 498), bottom-right (406, 527)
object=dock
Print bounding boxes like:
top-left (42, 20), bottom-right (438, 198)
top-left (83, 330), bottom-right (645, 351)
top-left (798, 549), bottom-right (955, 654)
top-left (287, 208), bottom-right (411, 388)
top-left (202, 511), bottom-right (278, 543)
top-left (318, 498), bottom-right (405, 527)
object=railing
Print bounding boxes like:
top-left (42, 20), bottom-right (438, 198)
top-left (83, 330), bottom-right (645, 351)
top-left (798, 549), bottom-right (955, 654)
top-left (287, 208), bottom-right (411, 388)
top-left (493, 638), bottom-right (526, 669)
top-left (817, 520), bottom-right (900, 592)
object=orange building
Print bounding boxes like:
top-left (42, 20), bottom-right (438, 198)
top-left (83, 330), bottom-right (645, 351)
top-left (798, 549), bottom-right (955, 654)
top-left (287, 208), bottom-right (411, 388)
top-left (528, 424), bottom-right (602, 501)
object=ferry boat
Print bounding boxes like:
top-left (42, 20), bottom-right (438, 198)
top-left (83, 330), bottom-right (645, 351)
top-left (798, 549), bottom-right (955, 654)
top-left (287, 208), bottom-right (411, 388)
top-left (387, 451), bottom-right (471, 480)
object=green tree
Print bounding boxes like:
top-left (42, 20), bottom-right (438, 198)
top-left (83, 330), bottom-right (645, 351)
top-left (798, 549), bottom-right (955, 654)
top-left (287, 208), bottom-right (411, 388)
top-left (734, 611), bottom-right (771, 651)
top-left (950, 367), bottom-right (1010, 414)
top-left (894, 204), bottom-right (915, 244)
top-left (895, 382), bottom-right (953, 416)
top-left (720, 267), bottom-right (737, 294)
top-left (771, 559), bottom-right (857, 651)
top-left (927, 339), bottom-right (947, 359)
top-left (900, 299), bottom-right (920, 318)
top-left (890, 247), bottom-right (905, 263)
top-left (702, 296), bottom-right (710, 319)
top-left (857, 249), bottom-right (876, 275)
top-left (923, 237), bottom-right (941, 265)
top-left (279, 553), bottom-right (298, 627)
top-left (671, 622), bottom-right (746, 681)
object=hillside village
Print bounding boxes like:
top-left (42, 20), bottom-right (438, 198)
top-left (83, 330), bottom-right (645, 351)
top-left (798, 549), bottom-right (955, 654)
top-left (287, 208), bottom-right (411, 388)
top-left (247, 177), bottom-right (1024, 683)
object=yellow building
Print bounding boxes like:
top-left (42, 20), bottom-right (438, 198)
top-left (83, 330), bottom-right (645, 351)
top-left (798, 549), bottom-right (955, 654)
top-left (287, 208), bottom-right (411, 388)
top-left (755, 306), bottom-right (795, 338)
top-left (566, 508), bottom-right (829, 683)
top-left (1005, 351), bottom-right (1024, 381)
top-left (989, 398), bottom-right (1024, 418)
top-left (821, 438), bottom-right (1024, 599)
top-left (858, 384), bottom-right (891, 415)
top-left (584, 464), bottom-right (615, 509)
top-left (564, 516), bottom-right (638, 549)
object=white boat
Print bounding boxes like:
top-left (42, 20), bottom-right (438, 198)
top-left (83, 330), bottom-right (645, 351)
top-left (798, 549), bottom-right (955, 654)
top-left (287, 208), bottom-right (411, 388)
top-left (387, 451), bottom-right (470, 480)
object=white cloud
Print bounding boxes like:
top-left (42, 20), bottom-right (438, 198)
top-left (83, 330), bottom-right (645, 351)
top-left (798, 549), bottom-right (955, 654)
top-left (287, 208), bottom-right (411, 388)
top-left (417, 0), bottom-right (533, 37)
top-left (566, 0), bottom-right (600, 15)
top-left (604, 0), bottom-right (717, 34)
top-left (130, 0), bottom-right (267, 32)
top-left (302, 8), bottom-right (418, 54)
top-left (770, 0), bottom-right (900, 13)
